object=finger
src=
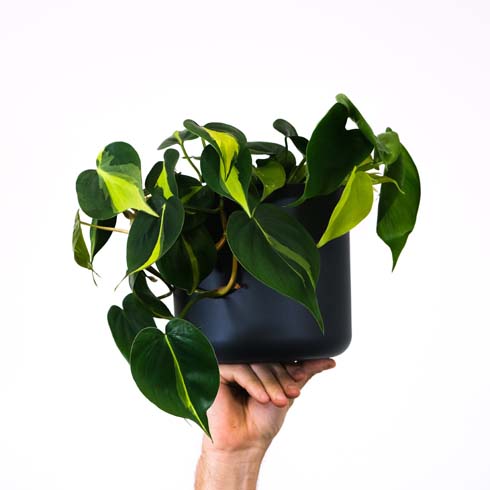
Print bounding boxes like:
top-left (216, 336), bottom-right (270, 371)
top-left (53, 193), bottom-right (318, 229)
top-left (298, 358), bottom-right (336, 388)
top-left (269, 363), bottom-right (301, 399)
top-left (250, 364), bottom-right (289, 407)
top-left (220, 364), bottom-right (270, 404)
top-left (285, 363), bottom-right (307, 382)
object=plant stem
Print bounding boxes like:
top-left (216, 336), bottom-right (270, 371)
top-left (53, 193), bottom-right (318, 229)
top-left (177, 255), bottom-right (239, 319)
top-left (80, 221), bottom-right (129, 234)
top-left (214, 197), bottom-right (228, 251)
top-left (215, 235), bottom-right (227, 251)
top-left (146, 266), bottom-right (175, 292)
top-left (157, 291), bottom-right (174, 299)
top-left (179, 141), bottom-right (203, 182)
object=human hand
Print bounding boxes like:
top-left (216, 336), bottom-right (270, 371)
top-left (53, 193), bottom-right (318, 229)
top-left (204, 359), bottom-right (336, 454)
top-left (195, 359), bottom-right (336, 490)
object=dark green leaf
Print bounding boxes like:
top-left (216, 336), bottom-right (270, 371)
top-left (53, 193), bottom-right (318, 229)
top-left (290, 136), bottom-right (308, 156)
top-left (247, 141), bottom-right (285, 155)
top-left (126, 194), bottom-right (184, 275)
top-left (227, 203), bottom-right (324, 332)
top-left (90, 216), bottom-right (117, 262)
top-left (157, 225), bottom-right (217, 294)
top-left (377, 145), bottom-right (421, 269)
top-left (76, 169), bottom-right (115, 220)
top-left (129, 271), bottom-right (173, 319)
top-left (336, 94), bottom-right (377, 145)
top-left (130, 319), bottom-right (219, 436)
top-left (302, 103), bottom-right (373, 201)
top-left (273, 119), bottom-right (298, 138)
top-left (107, 294), bottom-right (156, 362)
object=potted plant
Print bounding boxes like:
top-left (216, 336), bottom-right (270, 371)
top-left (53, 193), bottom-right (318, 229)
top-left (72, 94), bottom-right (421, 436)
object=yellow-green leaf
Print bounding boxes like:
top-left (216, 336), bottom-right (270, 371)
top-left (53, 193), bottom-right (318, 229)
top-left (72, 210), bottom-right (93, 271)
top-left (317, 169), bottom-right (374, 247)
top-left (254, 160), bottom-right (286, 200)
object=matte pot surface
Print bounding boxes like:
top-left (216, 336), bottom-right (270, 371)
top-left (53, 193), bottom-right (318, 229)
top-left (173, 185), bottom-right (352, 363)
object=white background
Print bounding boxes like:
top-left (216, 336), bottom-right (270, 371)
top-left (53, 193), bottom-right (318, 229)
top-left (1, 0), bottom-right (489, 488)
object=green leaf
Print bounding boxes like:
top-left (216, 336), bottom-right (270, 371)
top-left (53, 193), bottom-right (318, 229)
top-left (184, 120), bottom-right (241, 178)
top-left (247, 141), bottom-right (285, 155)
top-left (317, 169), bottom-right (374, 247)
top-left (302, 103), bottom-right (373, 201)
top-left (76, 142), bottom-right (158, 219)
top-left (158, 149), bottom-right (180, 198)
top-left (107, 294), bottom-right (156, 362)
top-left (254, 159), bottom-right (286, 200)
top-left (227, 203), bottom-right (324, 332)
top-left (376, 129), bottom-right (401, 165)
top-left (368, 173), bottom-right (404, 193)
top-left (336, 94), bottom-right (377, 145)
top-left (200, 145), bottom-right (252, 217)
top-left (90, 216), bottom-right (117, 262)
top-left (157, 129), bottom-right (198, 151)
top-left (129, 271), bottom-right (173, 319)
top-left (377, 145), bottom-right (421, 269)
top-left (273, 118), bottom-right (298, 138)
top-left (72, 210), bottom-right (93, 271)
top-left (126, 194), bottom-right (185, 275)
top-left (157, 225), bottom-right (217, 294)
top-left (130, 319), bottom-right (219, 436)
top-left (290, 136), bottom-right (308, 156)
top-left (272, 119), bottom-right (308, 155)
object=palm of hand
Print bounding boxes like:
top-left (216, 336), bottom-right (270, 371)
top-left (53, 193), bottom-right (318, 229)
top-left (204, 360), bottom-right (335, 453)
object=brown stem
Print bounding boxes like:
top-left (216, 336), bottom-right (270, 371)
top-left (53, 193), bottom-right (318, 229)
top-left (80, 221), bottom-right (129, 234)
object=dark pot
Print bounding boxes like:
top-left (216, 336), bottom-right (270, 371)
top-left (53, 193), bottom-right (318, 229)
top-left (173, 184), bottom-right (351, 363)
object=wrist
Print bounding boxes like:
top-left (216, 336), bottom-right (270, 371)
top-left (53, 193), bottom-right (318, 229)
top-left (195, 444), bottom-right (266, 490)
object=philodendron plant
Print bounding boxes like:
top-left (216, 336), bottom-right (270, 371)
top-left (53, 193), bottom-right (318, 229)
top-left (72, 94), bottom-right (420, 437)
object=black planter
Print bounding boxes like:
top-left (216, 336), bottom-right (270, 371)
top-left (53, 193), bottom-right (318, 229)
top-left (173, 185), bottom-right (351, 363)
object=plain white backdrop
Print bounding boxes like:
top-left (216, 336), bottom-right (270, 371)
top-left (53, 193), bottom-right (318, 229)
top-left (1, 0), bottom-right (489, 488)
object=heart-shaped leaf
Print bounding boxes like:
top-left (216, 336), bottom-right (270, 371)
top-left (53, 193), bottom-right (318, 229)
top-left (317, 168), bottom-right (374, 247)
top-left (227, 203), bottom-right (324, 332)
top-left (157, 225), bottom-right (217, 294)
top-left (377, 145), bottom-right (421, 269)
top-left (107, 294), bottom-right (157, 362)
top-left (126, 194), bottom-right (184, 275)
top-left (129, 271), bottom-right (173, 319)
top-left (301, 103), bottom-right (373, 202)
top-left (76, 142), bottom-right (157, 220)
top-left (130, 319), bottom-right (219, 436)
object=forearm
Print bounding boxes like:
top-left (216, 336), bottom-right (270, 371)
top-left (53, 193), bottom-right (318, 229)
top-left (195, 446), bottom-right (266, 490)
